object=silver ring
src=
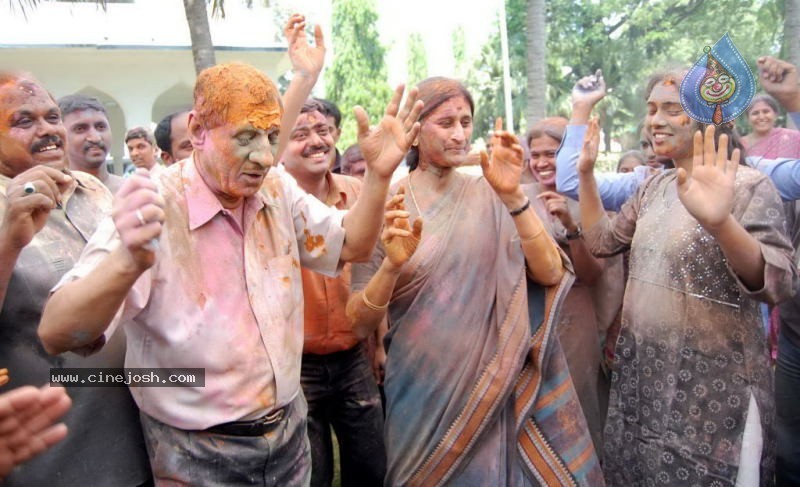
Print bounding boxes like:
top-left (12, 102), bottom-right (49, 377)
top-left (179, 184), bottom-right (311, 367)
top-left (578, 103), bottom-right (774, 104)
top-left (135, 209), bottom-right (147, 226)
top-left (23, 182), bottom-right (36, 195)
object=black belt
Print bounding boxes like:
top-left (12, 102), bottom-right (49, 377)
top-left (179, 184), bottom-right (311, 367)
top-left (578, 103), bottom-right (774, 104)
top-left (204, 406), bottom-right (287, 437)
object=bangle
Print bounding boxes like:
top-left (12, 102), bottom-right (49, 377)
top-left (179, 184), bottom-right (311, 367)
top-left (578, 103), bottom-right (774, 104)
top-left (362, 291), bottom-right (389, 311)
top-left (509, 198), bottom-right (530, 217)
top-left (520, 226), bottom-right (545, 242)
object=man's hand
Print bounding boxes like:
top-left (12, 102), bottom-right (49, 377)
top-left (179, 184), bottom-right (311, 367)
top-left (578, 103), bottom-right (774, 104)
top-left (578, 118), bottom-right (601, 176)
top-left (0, 166), bottom-right (72, 251)
top-left (355, 85), bottom-right (423, 180)
top-left (481, 118), bottom-right (525, 200)
top-left (112, 169), bottom-right (165, 272)
top-left (757, 56), bottom-right (800, 112)
top-left (382, 187), bottom-right (422, 269)
top-left (677, 125), bottom-right (739, 231)
top-left (570, 70), bottom-right (606, 123)
top-left (284, 13), bottom-right (325, 80)
top-left (0, 385), bottom-right (71, 479)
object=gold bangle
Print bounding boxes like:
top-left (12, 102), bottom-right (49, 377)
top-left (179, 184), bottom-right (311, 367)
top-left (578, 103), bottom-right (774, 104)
top-left (520, 226), bottom-right (545, 242)
top-left (362, 290), bottom-right (389, 311)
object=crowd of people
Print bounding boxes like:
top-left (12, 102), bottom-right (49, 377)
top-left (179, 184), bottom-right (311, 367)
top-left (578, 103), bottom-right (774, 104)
top-left (2, 11), bottom-right (800, 487)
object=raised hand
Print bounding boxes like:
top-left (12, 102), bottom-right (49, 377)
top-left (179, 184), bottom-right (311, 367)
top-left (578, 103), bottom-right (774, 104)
top-left (0, 166), bottom-right (72, 251)
top-left (481, 118), bottom-right (525, 197)
top-left (572, 69), bottom-right (607, 107)
top-left (111, 168), bottom-right (165, 272)
top-left (757, 56), bottom-right (800, 112)
top-left (0, 385), bottom-right (71, 478)
top-left (537, 191), bottom-right (577, 232)
top-left (677, 125), bottom-right (739, 230)
top-left (355, 85), bottom-right (423, 179)
top-left (284, 13), bottom-right (325, 79)
top-left (382, 187), bottom-right (422, 268)
top-left (578, 118), bottom-right (601, 175)
top-left (0, 369), bottom-right (7, 387)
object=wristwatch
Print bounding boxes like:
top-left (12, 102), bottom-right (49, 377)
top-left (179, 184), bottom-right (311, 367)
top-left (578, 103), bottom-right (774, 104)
top-left (565, 225), bottom-right (582, 241)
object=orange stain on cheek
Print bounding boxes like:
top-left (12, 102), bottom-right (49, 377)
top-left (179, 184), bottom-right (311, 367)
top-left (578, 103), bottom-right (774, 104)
top-left (679, 115), bottom-right (692, 127)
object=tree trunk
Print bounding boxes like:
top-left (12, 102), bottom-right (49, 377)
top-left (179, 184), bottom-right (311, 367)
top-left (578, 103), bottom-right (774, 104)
top-left (183, 0), bottom-right (216, 74)
top-left (785, 0), bottom-right (799, 129)
top-left (525, 0), bottom-right (546, 127)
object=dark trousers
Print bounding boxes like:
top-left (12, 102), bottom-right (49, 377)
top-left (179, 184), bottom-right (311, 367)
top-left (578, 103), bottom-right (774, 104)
top-left (139, 394), bottom-right (310, 486)
top-left (777, 330), bottom-right (800, 486)
top-left (301, 343), bottom-right (386, 487)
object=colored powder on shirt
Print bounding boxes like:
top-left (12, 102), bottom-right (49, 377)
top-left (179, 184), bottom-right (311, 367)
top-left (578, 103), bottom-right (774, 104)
top-left (303, 229), bottom-right (325, 253)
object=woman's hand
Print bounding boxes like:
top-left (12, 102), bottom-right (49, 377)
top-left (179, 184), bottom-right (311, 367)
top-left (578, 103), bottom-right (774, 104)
top-left (537, 191), bottom-right (577, 233)
top-left (481, 118), bottom-right (525, 200)
top-left (382, 187), bottom-right (422, 269)
top-left (677, 125), bottom-right (739, 231)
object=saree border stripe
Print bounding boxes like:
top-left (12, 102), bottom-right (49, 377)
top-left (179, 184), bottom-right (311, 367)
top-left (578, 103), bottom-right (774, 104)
top-left (409, 271), bottom-right (530, 486)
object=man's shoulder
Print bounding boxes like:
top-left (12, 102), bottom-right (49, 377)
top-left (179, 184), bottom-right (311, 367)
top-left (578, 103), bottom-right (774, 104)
top-left (330, 173), bottom-right (362, 192)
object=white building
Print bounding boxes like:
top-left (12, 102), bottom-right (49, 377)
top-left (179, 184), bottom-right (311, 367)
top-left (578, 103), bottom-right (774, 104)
top-left (0, 0), bottom-right (329, 172)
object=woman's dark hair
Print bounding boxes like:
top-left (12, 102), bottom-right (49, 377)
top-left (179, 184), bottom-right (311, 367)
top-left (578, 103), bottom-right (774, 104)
top-left (525, 117), bottom-right (568, 148)
top-left (407, 77), bottom-right (474, 171)
top-left (747, 94), bottom-right (779, 116)
top-left (645, 71), bottom-right (747, 162)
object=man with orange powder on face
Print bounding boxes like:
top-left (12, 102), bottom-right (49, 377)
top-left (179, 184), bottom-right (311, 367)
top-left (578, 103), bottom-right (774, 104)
top-left (37, 14), bottom-right (422, 485)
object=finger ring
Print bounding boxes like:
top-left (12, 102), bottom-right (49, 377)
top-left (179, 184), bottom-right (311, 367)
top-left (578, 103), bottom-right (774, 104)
top-left (23, 182), bottom-right (36, 195)
top-left (135, 209), bottom-right (147, 226)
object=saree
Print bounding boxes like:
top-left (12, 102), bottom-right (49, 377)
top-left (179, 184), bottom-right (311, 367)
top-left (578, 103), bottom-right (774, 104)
top-left (745, 127), bottom-right (800, 159)
top-left (585, 167), bottom-right (797, 486)
top-left (352, 174), bottom-right (605, 486)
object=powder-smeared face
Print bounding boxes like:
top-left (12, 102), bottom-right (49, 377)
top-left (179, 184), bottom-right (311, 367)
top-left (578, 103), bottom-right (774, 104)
top-left (417, 95), bottom-right (473, 169)
top-left (0, 79), bottom-right (67, 177)
top-left (529, 135), bottom-right (560, 188)
top-left (747, 100), bottom-right (777, 137)
top-left (192, 62), bottom-right (283, 208)
top-left (700, 72), bottom-right (735, 104)
top-left (196, 118), bottom-right (279, 209)
top-left (639, 128), bottom-right (673, 169)
top-left (646, 83), bottom-right (697, 162)
top-left (281, 110), bottom-right (334, 181)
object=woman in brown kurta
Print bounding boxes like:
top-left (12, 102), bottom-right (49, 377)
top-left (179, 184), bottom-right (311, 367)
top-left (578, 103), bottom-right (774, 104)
top-left (578, 74), bottom-right (796, 486)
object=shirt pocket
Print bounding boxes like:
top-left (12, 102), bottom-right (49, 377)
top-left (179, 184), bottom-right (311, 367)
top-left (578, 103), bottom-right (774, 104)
top-left (266, 254), bottom-right (302, 323)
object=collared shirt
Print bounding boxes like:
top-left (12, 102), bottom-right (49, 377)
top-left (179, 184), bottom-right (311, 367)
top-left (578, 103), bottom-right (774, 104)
top-left (556, 117), bottom-right (800, 211)
top-left (56, 159), bottom-right (346, 430)
top-left (1, 170), bottom-right (150, 486)
top-left (302, 172), bottom-right (363, 355)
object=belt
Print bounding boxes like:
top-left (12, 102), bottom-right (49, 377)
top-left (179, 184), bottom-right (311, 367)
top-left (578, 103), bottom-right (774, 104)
top-left (204, 406), bottom-right (287, 437)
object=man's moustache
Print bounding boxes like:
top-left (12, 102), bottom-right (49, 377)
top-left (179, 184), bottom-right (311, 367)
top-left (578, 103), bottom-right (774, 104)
top-left (30, 135), bottom-right (63, 154)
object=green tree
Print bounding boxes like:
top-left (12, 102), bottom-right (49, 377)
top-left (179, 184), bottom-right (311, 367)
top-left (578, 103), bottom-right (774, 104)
top-left (407, 32), bottom-right (428, 87)
top-left (452, 26), bottom-right (467, 79)
top-left (325, 0), bottom-right (392, 149)
top-left (468, 0), bottom-right (785, 148)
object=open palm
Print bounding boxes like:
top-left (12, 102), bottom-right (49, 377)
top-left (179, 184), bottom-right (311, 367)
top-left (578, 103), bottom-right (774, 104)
top-left (356, 85), bottom-right (423, 179)
top-left (677, 126), bottom-right (739, 229)
top-left (481, 118), bottom-right (524, 196)
top-left (284, 14), bottom-right (325, 78)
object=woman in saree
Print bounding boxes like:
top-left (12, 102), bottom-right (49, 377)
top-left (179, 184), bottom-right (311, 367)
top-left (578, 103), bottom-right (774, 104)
top-left (346, 77), bottom-right (604, 486)
top-left (577, 72), bottom-right (797, 486)
top-left (742, 94), bottom-right (800, 160)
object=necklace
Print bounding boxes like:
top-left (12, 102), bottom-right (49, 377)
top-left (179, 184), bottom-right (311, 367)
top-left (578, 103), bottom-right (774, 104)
top-left (407, 172), bottom-right (422, 214)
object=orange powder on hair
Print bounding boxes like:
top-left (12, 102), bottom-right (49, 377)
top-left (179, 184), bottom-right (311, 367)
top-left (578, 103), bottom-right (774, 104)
top-left (194, 62), bottom-right (282, 130)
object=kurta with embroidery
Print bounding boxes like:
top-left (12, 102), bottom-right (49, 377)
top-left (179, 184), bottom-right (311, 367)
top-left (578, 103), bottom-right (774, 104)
top-left (585, 167), bottom-right (796, 486)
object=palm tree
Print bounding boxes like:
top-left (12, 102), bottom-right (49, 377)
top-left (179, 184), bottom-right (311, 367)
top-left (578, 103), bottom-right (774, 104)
top-left (183, 0), bottom-right (216, 73)
top-left (525, 0), bottom-right (546, 126)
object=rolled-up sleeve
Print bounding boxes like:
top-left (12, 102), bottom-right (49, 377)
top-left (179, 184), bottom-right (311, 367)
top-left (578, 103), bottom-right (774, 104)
top-left (281, 170), bottom-right (346, 277)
